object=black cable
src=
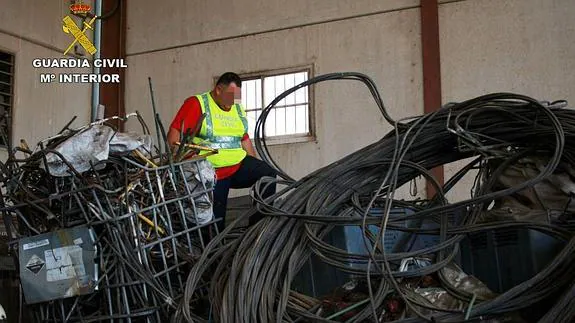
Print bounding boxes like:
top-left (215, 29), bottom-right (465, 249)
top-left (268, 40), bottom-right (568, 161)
top-left (176, 74), bottom-right (575, 322)
top-left (85, 0), bottom-right (121, 20)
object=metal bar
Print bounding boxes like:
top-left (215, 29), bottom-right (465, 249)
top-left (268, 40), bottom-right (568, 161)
top-left (157, 171), bottom-right (179, 297)
top-left (259, 76), bottom-right (265, 138)
top-left (172, 163), bottom-right (194, 254)
top-left (140, 220), bottom-right (219, 249)
top-left (91, 0), bottom-right (103, 122)
top-left (245, 108), bottom-right (262, 112)
top-left (253, 77), bottom-right (257, 109)
top-left (304, 74), bottom-right (309, 133)
top-left (246, 103), bottom-right (308, 112)
top-left (89, 188), bottom-right (210, 225)
top-left (283, 74), bottom-right (287, 135)
top-left (146, 170), bottom-right (174, 297)
top-left (151, 261), bottom-right (189, 278)
top-left (273, 77), bottom-right (285, 136)
top-left (174, 142), bottom-right (218, 153)
top-left (293, 73), bottom-right (297, 133)
top-left (421, 0), bottom-right (444, 198)
top-left (304, 104), bottom-right (309, 134)
top-left (294, 93), bottom-right (299, 133)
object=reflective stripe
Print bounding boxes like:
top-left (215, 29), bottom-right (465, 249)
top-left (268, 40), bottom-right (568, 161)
top-left (210, 136), bottom-right (242, 143)
top-left (194, 136), bottom-right (242, 148)
top-left (201, 93), bottom-right (213, 138)
top-left (235, 104), bottom-right (248, 134)
top-left (203, 142), bottom-right (242, 149)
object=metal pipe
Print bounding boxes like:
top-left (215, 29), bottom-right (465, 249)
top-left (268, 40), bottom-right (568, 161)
top-left (91, 0), bottom-right (103, 122)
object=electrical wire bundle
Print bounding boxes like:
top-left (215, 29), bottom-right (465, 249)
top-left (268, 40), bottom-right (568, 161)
top-left (176, 72), bottom-right (575, 323)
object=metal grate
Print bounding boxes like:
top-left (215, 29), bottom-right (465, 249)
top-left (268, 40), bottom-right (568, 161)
top-left (0, 51), bottom-right (14, 147)
top-left (7, 152), bottom-right (219, 321)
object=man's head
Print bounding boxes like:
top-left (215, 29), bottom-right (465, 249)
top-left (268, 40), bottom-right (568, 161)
top-left (212, 72), bottom-right (242, 108)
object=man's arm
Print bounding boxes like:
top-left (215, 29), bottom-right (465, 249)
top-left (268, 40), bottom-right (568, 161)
top-left (168, 97), bottom-right (202, 152)
top-left (167, 128), bottom-right (181, 151)
top-left (241, 135), bottom-right (257, 157)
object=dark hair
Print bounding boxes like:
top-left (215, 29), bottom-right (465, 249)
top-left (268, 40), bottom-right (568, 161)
top-left (216, 72), bottom-right (242, 88)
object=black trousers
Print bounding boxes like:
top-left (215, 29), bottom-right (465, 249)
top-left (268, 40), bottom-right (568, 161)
top-left (212, 155), bottom-right (276, 232)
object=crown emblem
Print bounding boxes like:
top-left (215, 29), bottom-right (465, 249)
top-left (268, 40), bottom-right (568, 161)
top-left (70, 1), bottom-right (91, 15)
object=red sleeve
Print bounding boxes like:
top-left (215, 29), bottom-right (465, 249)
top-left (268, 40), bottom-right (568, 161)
top-left (170, 97), bottom-right (202, 134)
top-left (241, 133), bottom-right (249, 141)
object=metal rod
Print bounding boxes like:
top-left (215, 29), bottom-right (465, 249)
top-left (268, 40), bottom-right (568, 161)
top-left (91, 0), bottom-right (103, 122)
top-left (148, 77), bottom-right (163, 162)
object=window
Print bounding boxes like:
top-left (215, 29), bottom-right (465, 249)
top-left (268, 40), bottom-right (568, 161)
top-left (0, 51), bottom-right (13, 148)
top-left (240, 68), bottom-right (313, 144)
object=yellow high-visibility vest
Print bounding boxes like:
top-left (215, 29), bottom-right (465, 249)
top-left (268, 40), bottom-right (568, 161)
top-left (191, 92), bottom-right (248, 168)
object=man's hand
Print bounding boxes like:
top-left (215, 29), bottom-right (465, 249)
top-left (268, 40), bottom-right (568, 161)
top-left (167, 128), bottom-right (181, 152)
top-left (242, 137), bottom-right (257, 157)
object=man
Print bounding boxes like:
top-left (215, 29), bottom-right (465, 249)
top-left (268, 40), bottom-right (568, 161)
top-left (167, 72), bottom-right (276, 231)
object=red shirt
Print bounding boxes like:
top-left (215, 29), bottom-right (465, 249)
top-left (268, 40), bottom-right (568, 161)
top-left (170, 96), bottom-right (248, 180)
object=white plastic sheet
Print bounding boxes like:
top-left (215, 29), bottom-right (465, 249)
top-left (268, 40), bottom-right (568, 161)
top-left (44, 125), bottom-right (152, 177)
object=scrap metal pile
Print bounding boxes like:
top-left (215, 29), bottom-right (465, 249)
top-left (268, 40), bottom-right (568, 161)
top-left (0, 114), bottom-right (220, 322)
top-left (175, 73), bottom-right (575, 323)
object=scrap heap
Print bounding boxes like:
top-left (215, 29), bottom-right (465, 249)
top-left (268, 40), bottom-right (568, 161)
top-left (0, 113), bottom-right (220, 322)
top-left (1, 73), bottom-right (575, 323)
top-left (176, 73), bottom-right (575, 323)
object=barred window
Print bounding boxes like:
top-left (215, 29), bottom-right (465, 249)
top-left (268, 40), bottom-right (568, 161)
top-left (240, 67), bottom-right (313, 144)
top-left (0, 51), bottom-right (14, 147)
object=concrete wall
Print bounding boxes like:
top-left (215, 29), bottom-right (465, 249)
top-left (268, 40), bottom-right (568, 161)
top-left (439, 0), bottom-right (575, 202)
top-left (125, 1), bottom-right (426, 198)
top-left (0, 0), bottom-right (93, 160)
top-left (2, 0), bottom-right (570, 202)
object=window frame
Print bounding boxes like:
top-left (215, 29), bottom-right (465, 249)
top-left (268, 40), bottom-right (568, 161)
top-left (0, 49), bottom-right (14, 150)
top-left (214, 65), bottom-right (316, 146)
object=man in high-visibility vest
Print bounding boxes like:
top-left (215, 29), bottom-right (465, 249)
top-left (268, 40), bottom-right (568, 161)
top-left (167, 72), bottom-right (276, 231)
